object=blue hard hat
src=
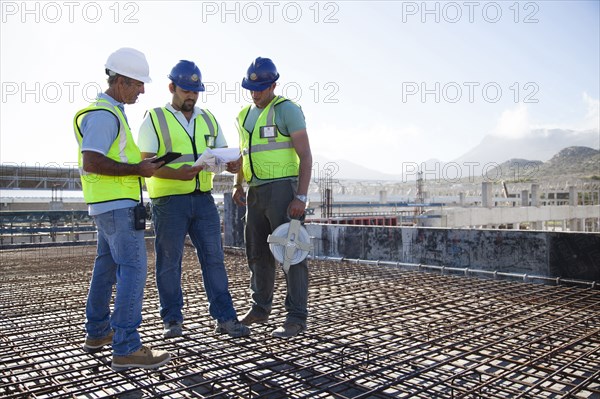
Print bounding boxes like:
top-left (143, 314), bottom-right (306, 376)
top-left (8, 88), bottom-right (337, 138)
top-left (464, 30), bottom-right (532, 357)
top-left (241, 57), bottom-right (280, 91)
top-left (168, 60), bottom-right (205, 92)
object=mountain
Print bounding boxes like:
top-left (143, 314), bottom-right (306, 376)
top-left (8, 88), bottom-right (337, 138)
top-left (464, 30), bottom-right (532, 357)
top-left (484, 158), bottom-right (545, 182)
top-left (464, 146), bottom-right (599, 183)
top-left (448, 128), bottom-right (599, 179)
top-left (310, 146), bottom-right (598, 197)
top-left (540, 146), bottom-right (600, 178)
top-left (453, 128), bottom-right (599, 166)
top-left (313, 129), bottom-right (599, 182)
top-left (312, 154), bottom-right (402, 181)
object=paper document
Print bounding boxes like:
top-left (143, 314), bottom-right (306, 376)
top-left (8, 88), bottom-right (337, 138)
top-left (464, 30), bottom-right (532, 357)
top-left (192, 148), bottom-right (241, 173)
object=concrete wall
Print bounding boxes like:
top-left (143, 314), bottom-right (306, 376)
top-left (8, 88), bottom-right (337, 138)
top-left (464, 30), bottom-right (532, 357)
top-left (222, 196), bottom-right (600, 282)
top-left (305, 224), bottom-right (600, 282)
top-left (223, 193), bottom-right (246, 248)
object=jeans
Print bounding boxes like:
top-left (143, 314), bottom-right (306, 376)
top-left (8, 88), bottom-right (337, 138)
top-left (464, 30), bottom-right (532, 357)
top-left (85, 207), bottom-right (146, 356)
top-left (152, 193), bottom-right (237, 324)
top-left (245, 180), bottom-right (309, 327)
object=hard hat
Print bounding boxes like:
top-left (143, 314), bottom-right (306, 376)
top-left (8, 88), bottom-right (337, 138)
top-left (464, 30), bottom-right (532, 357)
top-left (267, 219), bottom-right (312, 273)
top-left (241, 57), bottom-right (280, 91)
top-left (168, 60), bottom-right (205, 92)
top-left (105, 47), bottom-right (152, 83)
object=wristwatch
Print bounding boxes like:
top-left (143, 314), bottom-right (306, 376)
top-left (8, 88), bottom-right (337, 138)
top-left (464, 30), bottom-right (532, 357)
top-left (295, 194), bottom-right (307, 203)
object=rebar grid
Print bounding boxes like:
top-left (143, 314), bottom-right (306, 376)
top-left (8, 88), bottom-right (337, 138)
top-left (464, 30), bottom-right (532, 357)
top-left (1, 245), bottom-right (599, 398)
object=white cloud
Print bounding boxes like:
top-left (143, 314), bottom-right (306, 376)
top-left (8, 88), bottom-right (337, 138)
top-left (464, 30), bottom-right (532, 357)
top-left (311, 123), bottom-right (429, 173)
top-left (527, 93), bottom-right (600, 133)
top-left (581, 92), bottom-right (600, 131)
top-left (396, 125), bottom-right (423, 140)
top-left (490, 104), bottom-right (530, 139)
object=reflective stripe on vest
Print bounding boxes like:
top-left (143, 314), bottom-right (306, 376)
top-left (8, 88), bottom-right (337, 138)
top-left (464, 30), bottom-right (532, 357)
top-left (145, 107), bottom-right (217, 198)
top-left (237, 96), bottom-right (299, 182)
top-left (73, 99), bottom-right (141, 204)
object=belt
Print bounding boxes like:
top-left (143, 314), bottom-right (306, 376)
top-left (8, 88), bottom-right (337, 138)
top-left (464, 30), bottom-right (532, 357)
top-left (191, 189), bottom-right (211, 195)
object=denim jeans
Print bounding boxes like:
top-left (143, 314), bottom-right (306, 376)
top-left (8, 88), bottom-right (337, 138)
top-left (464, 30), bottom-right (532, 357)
top-left (245, 180), bottom-right (309, 327)
top-left (86, 207), bottom-right (146, 356)
top-left (152, 193), bottom-right (237, 324)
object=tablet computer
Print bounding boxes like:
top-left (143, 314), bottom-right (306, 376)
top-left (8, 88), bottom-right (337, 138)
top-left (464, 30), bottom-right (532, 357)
top-left (152, 152), bottom-right (182, 167)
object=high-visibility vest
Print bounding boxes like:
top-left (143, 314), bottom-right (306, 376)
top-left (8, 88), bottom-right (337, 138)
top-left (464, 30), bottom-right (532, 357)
top-left (237, 96), bottom-right (299, 183)
top-left (73, 99), bottom-right (141, 204)
top-left (144, 107), bottom-right (218, 198)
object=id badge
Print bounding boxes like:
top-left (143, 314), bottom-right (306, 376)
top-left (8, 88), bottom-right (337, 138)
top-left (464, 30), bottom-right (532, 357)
top-left (205, 135), bottom-right (216, 148)
top-left (260, 125), bottom-right (277, 139)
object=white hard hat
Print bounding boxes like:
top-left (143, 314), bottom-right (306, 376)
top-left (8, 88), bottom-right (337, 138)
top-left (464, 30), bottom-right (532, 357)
top-left (105, 47), bottom-right (152, 83)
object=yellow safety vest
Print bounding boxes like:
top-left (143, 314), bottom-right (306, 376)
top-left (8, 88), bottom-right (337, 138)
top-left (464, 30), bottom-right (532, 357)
top-left (237, 96), bottom-right (299, 183)
top-left (144, 107), bottom-right (218, 198)
top-left (73, 99), bottom-right (141, 204)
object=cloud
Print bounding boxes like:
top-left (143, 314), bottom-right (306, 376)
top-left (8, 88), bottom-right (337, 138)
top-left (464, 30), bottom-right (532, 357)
top-left (490, 104), bottom-right (530, 139)
top-left (396, 124), bottom-right (423, 140)
top-left (582, 92), bottom-right (600, 131)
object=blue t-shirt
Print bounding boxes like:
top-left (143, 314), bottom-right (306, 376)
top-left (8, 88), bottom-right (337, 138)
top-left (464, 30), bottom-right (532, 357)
top-left (80, 93), bottom-right (138, 216)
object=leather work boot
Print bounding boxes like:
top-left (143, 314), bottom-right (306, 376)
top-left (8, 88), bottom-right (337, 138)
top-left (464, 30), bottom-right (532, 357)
top-left (82, 330), bottom-right (114, 353)
top-left (239, 309), bottom-right (269, 326)
top-left (111, 346), bottom-right (171, 371)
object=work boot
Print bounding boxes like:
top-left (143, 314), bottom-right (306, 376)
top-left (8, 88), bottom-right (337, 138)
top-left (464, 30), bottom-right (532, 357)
top-left (111, 346), bottom-right (171, 371)
top-left (163, 321), bottom-right (183, 339)
top-left (239, 309), bottom-right (269, 326)
top-left (272, 323), bottom-right (305, 338)
top-left (82, 330), bottom-right (114, 353)
top-left (215, 319), bottom-right (251, 338)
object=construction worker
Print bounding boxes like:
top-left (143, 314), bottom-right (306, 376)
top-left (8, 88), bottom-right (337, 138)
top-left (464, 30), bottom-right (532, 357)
top-left (74, 47), bottom-right (171, 371)
top-left (138, 60), bottom-right (250, 339)
top-left (233, 57), bottom-right (313, 338)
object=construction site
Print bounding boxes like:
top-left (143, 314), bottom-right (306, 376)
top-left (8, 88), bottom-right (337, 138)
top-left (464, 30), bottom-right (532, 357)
top-left (1, 165), bottom-right (599, 398)
top-left (2, 243), bottom-right (599, 398)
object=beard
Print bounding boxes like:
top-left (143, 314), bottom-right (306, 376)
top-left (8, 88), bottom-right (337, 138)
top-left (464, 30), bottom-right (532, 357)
top-left (180, 99), bottom-right (195, 112)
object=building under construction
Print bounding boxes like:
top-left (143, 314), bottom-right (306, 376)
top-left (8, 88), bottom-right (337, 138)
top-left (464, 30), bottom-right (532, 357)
top-left (1, 165), bottom-right (599, 398)
top-left (1, 243), bottom-right (599, 398)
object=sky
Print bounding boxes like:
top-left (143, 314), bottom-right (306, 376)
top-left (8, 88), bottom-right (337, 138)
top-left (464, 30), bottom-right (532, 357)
top-left (1, 0), bottom-right (599, 180)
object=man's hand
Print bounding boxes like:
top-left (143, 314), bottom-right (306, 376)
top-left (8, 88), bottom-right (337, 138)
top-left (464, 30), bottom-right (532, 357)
top-left (83, 151), bottom-right (164, 177)
top-left (136, 158), bottom-right (163, 177)
top-left (288, 197), bottom-right (306, 219)
top-left (173, 164), bottom-right (203, 180)
top-left (233, 186), bottom-right (246, 206)
top-left (226, 157), bottom-right (242, 174)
